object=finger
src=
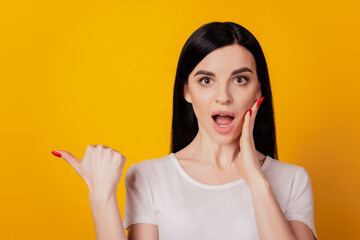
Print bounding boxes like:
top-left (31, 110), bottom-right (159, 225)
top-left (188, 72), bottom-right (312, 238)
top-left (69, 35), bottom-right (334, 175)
top-left (249, 96), bottom-right (264, 134)
top-left (246, 99), bottom-right (258, 136)
top-left (89, 145), bottom-right (96, 150)
top-left (83, 145), bottom-right (95, 161)
top-left (242, 96), bottom-right (262, 145)
top-left (93, 144), bottom-right (112, 150)
top-left (54, 150), bottom-right (81, 172)
top-left (240, 107), bottom-right (252, 145)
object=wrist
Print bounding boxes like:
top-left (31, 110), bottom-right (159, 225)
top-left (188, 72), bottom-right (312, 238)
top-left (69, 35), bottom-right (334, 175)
top-left (89, 189), bottom-right (117, 203)
top-left (247, 173), bottom-right (270, 190)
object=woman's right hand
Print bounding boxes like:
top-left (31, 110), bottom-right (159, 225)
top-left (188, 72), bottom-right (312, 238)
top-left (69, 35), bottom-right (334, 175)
top-left (53, 144), bottom-right (127, 198)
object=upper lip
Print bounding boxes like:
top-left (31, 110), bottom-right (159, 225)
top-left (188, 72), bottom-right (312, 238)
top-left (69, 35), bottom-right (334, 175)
top-left (211, 110), bottom-right (235, 117)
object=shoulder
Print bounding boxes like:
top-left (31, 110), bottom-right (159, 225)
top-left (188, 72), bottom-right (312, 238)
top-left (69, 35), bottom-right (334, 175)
top-left (125, 153), bottom-right (172, 179)
top-left (264, 156), bottom-right (314, 209)
top-left (265, 156), bottom-right (311, 182)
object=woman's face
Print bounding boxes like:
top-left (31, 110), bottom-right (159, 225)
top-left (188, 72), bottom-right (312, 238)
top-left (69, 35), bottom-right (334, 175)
top-left (184, 44), bottom-right (262, 143)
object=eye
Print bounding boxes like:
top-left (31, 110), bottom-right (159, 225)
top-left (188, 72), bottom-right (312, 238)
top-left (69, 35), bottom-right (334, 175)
top-left (234, 75), bottom-right (249, 85)
top-left (198, 77), bottom-right (213, 85)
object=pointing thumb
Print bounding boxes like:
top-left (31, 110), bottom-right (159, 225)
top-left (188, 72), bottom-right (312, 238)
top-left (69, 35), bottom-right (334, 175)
top-left (53, 150), bottom-right (81, 172)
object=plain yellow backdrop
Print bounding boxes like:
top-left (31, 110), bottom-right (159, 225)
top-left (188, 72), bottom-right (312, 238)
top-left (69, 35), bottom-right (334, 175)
top-left (1, 0), bottom-right (359, 239)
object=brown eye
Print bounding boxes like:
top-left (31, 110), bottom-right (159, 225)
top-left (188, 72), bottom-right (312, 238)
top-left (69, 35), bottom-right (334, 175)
top-left (199, 77), bottom-right (213, 85)
top-left (234, 76), bottom-right (249, 84)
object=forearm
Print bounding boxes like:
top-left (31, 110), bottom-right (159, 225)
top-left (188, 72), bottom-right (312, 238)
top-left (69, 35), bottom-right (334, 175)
top-left (89, 192), bottom-right (127, 240)
top-left (248, 176), bottom-right (297, 240)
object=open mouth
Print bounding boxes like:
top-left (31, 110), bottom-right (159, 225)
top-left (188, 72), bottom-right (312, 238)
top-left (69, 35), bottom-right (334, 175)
top-left (212, 114), bottom-right (235, 126)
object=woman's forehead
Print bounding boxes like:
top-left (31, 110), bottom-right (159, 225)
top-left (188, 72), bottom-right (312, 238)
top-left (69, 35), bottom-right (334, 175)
top-left (190, 45), bottom-right (256, 77)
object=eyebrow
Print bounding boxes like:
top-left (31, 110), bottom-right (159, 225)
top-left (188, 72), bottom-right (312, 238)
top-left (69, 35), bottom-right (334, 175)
top-left (193, 67), bottom-right (253, 77)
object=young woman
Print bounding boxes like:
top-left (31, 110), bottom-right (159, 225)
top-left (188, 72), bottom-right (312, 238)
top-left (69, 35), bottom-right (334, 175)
top-left (53, 21), bottom-right (318, 240)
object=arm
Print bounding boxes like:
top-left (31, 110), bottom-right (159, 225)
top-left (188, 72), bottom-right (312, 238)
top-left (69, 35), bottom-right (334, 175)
top-left (89, 192), bottom-right (127, 240)
top-left (237, 98), bottom-right (316, 240)
top-left (124, 164), bottom-right (159, 240)
top-left (248, 176), bottom-right (314, 240)
top-left (54, 145), bottom-right (129, 240)
top-left (127, 223), bottom-right (159, 240)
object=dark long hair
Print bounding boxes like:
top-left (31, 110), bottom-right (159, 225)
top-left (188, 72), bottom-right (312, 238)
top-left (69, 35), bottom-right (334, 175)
top-left (170, 21), bottom-right (279, 160)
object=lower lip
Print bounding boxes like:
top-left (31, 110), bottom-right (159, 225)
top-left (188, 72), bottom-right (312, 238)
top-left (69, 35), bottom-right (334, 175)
top-left (212, 117), bottom-right (235, 134)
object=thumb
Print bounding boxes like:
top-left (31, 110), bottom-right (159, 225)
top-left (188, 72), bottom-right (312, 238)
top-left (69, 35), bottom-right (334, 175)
top-left (52, 150), bottom-right (81, 172)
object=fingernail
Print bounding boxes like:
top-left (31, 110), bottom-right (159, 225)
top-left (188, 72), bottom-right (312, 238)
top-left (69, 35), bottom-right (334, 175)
top-left (257, 96), bottom-right (264, 108)
top-left (52, 151), bottom-right (61, 157)
top-left (249, 109), bottom-right (252, 117)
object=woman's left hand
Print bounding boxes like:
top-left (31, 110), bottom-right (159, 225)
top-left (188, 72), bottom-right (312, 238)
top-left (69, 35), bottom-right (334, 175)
top-left (236, 96), bottom-right (265, 185)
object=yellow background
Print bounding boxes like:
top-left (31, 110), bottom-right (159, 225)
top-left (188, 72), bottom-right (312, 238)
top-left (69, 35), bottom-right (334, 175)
top-left (1, 0), bottom-right (359, 239)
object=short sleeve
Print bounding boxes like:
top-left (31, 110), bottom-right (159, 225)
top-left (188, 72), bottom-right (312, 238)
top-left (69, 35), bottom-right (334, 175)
top-left (285, 167), bottom-right (318, 239)
top-left (123, 164), bottom-right (158, 230)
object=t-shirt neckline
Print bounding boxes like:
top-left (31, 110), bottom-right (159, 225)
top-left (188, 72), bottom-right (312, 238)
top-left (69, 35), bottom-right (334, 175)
top-left (169, 152), bottom-right (271, 190)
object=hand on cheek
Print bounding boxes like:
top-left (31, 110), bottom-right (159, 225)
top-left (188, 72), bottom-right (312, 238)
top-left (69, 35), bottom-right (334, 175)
top-left (236, 96), bottom-right (264, 184)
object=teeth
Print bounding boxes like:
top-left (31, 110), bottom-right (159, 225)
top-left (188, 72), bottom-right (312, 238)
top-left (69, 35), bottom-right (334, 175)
top-left (216, 114), bottom-right (234, 117)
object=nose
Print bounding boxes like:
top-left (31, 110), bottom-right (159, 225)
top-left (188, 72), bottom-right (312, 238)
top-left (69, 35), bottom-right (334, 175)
top-left (215, 84), bottom-right (232, 104)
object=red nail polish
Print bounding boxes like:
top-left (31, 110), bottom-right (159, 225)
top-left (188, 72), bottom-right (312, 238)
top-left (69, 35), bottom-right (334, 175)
top-left (257, 96), bottom-right (264, 108)
top-left (249, 109), bottom-right (252, 116)
top-left (52, 151), bottom-right (61, 157)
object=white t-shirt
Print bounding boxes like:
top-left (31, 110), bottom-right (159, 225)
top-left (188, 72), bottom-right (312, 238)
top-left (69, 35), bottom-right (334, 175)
top-left (123, 153), bottom-right (318, 240)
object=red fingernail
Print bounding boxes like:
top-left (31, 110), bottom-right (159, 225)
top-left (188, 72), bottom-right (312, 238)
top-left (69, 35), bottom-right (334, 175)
top-left (249, 109), bottom-right (252, 116)
top-left (52, 151), bottom-right (61, 157)
top-left (257, 96), bottom-right (264, 108)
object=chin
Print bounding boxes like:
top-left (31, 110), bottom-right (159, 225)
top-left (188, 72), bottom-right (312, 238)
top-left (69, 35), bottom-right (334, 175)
top-left (212, 133), bottom-right (240, 145)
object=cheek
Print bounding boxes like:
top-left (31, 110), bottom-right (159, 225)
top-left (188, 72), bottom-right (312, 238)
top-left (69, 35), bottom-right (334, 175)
top-left (189, 94), bottom-right (212, 123)
top-left (232, 96), bottom-right (256, 130)
top-left (235, 95), bottom-right (255, 113)
top-left (192, 98), bottom-right (209, 117)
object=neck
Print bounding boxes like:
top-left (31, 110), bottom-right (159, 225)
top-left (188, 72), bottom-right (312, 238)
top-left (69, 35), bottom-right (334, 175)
top-left (182, 129), bottom-right (243, 170)
top-left (177, 127), bottom-right (266, 170)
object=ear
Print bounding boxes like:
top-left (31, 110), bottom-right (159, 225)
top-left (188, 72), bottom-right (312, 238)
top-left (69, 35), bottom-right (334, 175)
top-left (255, 88), bottom-right (262, 100)
top-left (183, 83), bottom-right (192, 103)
